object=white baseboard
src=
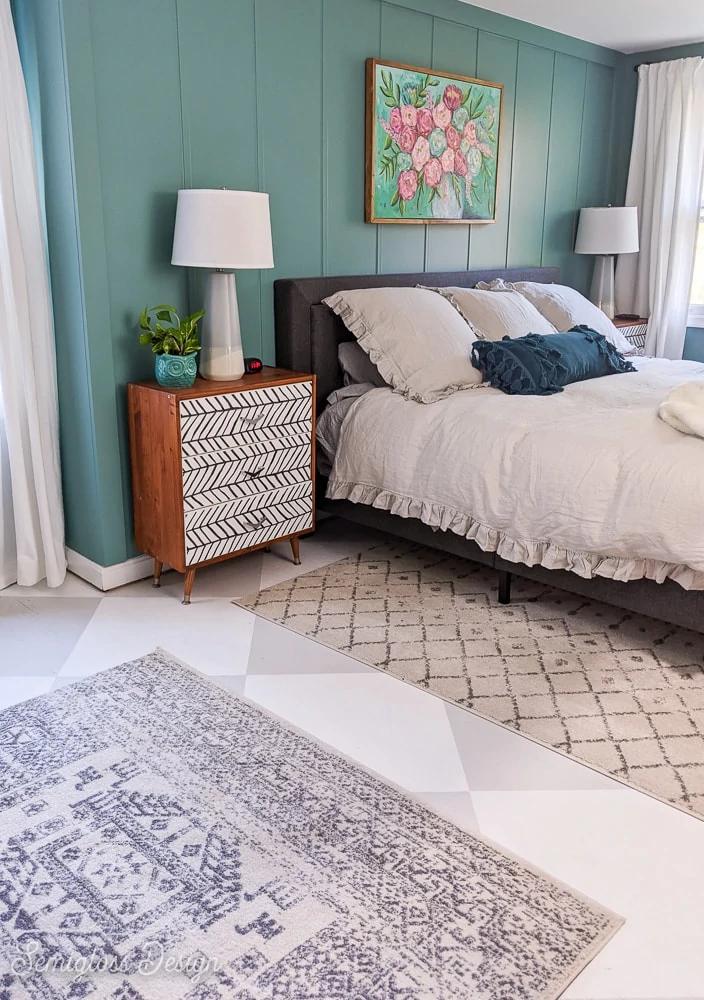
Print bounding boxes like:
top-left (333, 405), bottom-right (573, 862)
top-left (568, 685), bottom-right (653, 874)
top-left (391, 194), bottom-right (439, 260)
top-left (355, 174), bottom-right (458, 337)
top-left (66, 548), bottom-right (155, 591)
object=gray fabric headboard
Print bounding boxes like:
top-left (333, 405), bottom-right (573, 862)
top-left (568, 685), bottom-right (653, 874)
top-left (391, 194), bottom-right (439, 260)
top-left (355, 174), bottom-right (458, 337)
top-left (274, 267), bottom-right (560, 411)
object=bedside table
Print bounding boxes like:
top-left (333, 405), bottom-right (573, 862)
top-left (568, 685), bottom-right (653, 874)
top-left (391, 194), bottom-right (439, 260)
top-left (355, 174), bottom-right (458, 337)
top-left (127, 367), bottom-right (315, 604)
top-left (614, 316), bottom-right (648, 355)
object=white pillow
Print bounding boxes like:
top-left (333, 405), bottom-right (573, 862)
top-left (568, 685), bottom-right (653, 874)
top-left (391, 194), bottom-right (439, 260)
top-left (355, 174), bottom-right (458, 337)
top-left (323, 287), bottom-right (482, 403)
top-left (426, 285), bottom-right (557, 341)
top-left (477, 279), bottom-right (635, 355)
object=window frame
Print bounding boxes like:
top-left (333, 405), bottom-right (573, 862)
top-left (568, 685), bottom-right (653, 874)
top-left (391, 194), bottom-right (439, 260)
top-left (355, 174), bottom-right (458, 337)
top-left (689, 200), bottom-right (704, 327)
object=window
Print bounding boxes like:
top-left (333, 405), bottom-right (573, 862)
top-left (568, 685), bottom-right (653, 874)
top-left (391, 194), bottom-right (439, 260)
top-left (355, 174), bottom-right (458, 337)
top-left (690, 195), bottom-right (704, 328)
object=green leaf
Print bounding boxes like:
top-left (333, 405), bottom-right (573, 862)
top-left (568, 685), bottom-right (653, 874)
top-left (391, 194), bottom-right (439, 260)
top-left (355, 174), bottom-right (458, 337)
top-left (385, 99), bottom-right (397, 108)
top-left (462, 87), bottom-right (472, 106)
top-left (384, 135), bottom-right (392, 150)
top-left (394, 83), bottom-right (400, 104)
top-left (429, 78), bottom-right (440, 86)
top-left (391, 189), bottom-right (400, 207)
top-left (399, 198), bottom-right (406, 216)
top-left (139, 332), bottom-right (153, 346)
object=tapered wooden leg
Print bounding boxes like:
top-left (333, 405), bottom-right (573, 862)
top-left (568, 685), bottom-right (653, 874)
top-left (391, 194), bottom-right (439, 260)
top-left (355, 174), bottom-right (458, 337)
top-left (183, 567), bottom-right (197, 605)
top-left (498, 570), bottom-right (512, 606)
top-left (152, 559), bottom-right (163, 588)
top-left (290, 536), bottom-right (301, 566)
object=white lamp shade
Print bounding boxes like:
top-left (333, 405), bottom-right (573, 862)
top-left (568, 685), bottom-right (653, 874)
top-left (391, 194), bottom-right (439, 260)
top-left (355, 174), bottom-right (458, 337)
top-left (574, 206), bottom-right (639, 255)
top-left (171, 189), bottom-right (274, 269)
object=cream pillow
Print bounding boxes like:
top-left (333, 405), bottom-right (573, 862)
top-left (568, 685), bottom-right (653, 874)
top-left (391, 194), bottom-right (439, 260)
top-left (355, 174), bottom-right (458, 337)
top-left (426, 285), bottom-right (557, 341)
top-left (477, 279), bottom-right (636, 355)
top-left (323, 287), bottom-right (482, 403)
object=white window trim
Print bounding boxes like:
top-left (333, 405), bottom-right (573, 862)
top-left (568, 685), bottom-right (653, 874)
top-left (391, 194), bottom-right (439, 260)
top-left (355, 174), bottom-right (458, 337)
top-left (688, 303), bottom-right (704, 328)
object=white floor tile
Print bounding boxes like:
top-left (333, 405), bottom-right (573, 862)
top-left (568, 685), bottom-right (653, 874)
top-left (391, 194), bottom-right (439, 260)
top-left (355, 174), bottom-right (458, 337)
top-left (0, 675), bottom-right (55, 710)
top-left (58, 598), bottom-right (256, 678)
top-left (243, 671), bottom-right (470, 794)
top-left (470, 788), bottom-right (704, 1000)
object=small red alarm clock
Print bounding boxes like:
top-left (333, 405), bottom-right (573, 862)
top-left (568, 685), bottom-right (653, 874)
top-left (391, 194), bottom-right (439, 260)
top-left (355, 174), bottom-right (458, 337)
top-left (244, 357), bottom-right (263, 374)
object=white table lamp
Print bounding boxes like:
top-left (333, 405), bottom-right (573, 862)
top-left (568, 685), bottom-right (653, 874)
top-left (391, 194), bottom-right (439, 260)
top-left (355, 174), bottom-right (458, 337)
top-left (574, 206), bottom-right (639, 319)
top-left (172, 189), bottom-right (274, 380)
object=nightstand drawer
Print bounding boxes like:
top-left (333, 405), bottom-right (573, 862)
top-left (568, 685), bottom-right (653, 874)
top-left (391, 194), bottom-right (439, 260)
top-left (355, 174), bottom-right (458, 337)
top-left (619, 323), bottom-right (647, 355)
top-left (184, 480), bottom-right (312, 533)
top-left (181, 435), bottom-right (311, 500)
top-left (179, 381), bottom-right (312, 444)
top-left (181, 420), bottom-right (311, 457)
top-left (185, 498), bottom-right (314, 566)
top-left (183, 465), bottom-right (311, 511)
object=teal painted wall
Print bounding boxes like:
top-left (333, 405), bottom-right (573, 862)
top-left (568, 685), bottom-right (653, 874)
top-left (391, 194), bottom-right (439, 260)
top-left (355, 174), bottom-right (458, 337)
top-left (19, 0), bottom-right (622, 567)
top-left (684, 328), bottom-right (704, 363)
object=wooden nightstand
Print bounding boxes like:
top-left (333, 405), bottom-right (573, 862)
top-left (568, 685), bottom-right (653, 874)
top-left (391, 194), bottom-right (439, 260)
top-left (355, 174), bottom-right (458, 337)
top-left (127, 367), bottom-right (315, 603)
top-left (614, 316), bottom-right (648, 355)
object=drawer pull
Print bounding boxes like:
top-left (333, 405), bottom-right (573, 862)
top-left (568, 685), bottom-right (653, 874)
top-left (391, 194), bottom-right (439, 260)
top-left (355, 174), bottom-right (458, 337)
top-left (242, 515), bottom-right (267, 531)
top-left (241, 410), bottom-right (265, 428)
top-left (244, 466), bottom-right (264, 479)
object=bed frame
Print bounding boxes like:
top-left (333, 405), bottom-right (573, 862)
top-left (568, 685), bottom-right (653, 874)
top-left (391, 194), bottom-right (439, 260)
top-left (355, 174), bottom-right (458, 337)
top-left (274, 267), bottom-right (704, 633)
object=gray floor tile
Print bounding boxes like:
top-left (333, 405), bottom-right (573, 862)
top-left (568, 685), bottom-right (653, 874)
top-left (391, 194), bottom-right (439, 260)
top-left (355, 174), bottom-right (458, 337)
top-left (414, 790), bottom-right (480, 833)
top-left (210, 675), bottom-right (248, 696)
top-left (245, 616), bottom-right (373, 675)
top-left (0, 597), bottom-right (101, 675)
top-left (445, 701), bottom-right (618, 793)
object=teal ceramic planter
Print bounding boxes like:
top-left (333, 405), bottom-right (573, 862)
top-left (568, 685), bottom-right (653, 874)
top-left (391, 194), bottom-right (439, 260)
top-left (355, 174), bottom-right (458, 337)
top-left (155, 352), bottom-right (197, 388)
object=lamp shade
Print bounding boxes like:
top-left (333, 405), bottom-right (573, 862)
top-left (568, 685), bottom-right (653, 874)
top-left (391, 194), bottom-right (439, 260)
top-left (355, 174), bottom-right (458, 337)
top-left (171, 189), bottom-right (274, 269)
top-left (574, 206), bottom-right (639, 255)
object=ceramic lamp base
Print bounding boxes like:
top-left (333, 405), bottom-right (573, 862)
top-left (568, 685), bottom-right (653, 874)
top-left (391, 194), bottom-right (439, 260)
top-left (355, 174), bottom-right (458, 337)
top-left (200, 271), bottom-right (245, 380)
top-left (589, 254), bottom-right (615, 320)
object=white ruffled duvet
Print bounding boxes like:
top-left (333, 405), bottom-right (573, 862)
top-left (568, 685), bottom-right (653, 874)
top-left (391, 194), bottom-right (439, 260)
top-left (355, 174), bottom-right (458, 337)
top-left (327, 357), bottom-right (704, 590)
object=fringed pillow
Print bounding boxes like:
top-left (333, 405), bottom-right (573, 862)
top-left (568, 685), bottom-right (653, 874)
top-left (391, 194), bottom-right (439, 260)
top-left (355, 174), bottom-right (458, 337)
top-left (470, 326), bottom-right (636, 396)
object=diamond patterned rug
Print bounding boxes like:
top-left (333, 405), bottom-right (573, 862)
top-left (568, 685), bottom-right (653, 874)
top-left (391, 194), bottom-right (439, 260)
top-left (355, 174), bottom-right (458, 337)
top-left (0, 652), bottom-right (620, 999)
top-left (237, 538), bottom-right (704, 817)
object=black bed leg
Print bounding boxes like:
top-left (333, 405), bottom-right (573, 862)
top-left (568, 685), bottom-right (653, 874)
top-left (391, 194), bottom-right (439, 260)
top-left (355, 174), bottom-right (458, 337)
top-left (498, 570), bottom-right (512, 605)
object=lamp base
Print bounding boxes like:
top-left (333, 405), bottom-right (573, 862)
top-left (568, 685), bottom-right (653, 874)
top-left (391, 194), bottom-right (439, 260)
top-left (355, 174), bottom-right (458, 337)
top-left (589, 254), bottom-right (615, 320)
top-left (200, 271), bottom-right (245, 380)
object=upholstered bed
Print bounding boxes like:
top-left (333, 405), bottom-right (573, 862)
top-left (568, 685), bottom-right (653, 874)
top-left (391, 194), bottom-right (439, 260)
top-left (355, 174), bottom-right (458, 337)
top-left (274, 267), bottom-right (704, 632)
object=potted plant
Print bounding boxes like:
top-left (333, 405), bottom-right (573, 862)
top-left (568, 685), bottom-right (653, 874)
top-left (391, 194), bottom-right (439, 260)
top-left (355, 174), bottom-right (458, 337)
top-left (139, 304), bottom-right (204, 387)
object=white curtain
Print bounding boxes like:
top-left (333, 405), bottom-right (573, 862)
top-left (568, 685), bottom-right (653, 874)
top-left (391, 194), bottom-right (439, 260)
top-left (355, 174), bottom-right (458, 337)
top-left (0, 0), bottom-right (65, 589)
top-left (616, 57), bottom-right (704, 359)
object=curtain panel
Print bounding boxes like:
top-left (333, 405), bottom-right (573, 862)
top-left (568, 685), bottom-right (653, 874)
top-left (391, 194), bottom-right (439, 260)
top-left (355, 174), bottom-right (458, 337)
top-left (0, 0), bottom-right (65, 588)
top-left (616, 57), bottom-right (704, 360)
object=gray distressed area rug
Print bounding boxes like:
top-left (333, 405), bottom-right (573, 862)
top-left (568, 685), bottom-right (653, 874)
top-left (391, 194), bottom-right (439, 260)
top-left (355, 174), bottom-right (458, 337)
top-left (0, 652), bottom-right (620, 999)
top-left (237, 538), bottom-right (704, 818)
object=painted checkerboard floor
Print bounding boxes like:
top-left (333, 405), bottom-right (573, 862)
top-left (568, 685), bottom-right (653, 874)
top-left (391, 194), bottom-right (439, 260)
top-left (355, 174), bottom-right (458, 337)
top-left (2, 518), bottom-right (704, 1000)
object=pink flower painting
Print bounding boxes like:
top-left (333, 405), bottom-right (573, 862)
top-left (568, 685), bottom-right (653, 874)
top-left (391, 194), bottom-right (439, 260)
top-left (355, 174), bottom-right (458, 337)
top-left (369, 60), bottom-right (501, 222)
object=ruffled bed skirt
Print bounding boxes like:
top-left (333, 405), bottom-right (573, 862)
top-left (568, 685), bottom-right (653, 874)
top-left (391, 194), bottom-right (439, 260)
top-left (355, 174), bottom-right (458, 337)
top-left (326, 479), bottom-right (704, 592)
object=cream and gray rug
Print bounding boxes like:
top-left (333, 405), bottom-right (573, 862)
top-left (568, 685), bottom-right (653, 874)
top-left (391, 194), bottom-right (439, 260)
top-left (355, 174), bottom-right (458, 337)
top-left (0, 652), bottom-right (619, 999)
top-left (238, 539), bottom-right (704, 817)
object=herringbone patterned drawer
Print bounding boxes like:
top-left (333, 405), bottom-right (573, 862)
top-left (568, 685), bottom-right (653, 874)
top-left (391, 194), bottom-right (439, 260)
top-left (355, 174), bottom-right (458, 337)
top-left (179, 381), bottom-right (312, 445)
top-left (185, 500), bottom-right (313, 566)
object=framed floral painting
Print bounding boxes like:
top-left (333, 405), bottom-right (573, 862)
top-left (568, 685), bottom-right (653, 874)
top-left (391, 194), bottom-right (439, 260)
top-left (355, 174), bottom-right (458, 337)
top-left (365, 58), bottom-right (503, 224)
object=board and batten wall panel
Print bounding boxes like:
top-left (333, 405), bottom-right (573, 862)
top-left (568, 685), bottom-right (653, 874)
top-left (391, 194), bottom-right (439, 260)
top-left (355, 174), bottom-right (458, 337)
top-left (377, 4), bottom-right (434, 274)
top-left (507, 43), bottom-right (554, 267)
top-left (25, 0), bottom-right (621, 566)
top-left (542, 53), bottom-right (588, 287)
top-left (425, 18), bottom-right (478, 272)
